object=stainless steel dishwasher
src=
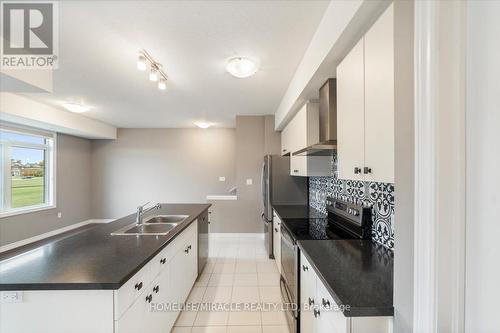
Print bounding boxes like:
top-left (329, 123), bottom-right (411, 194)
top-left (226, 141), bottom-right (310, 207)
top-left (198, 209), bottom-right (209, 275)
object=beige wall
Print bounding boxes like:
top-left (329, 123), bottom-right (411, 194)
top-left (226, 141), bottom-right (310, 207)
top-left (0, 134), bottom-right (92, 246)
top-left (0, 117), bottom-right (279, 245)
top-left (208, 115), bottom-right (281, 233)
top-left (233, 116), bottom-right (266, 233)
top-left (90, 128), bottom-right (236, 218)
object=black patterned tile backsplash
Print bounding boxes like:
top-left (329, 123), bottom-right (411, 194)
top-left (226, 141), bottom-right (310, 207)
top-left (309, 155), bottom-right (395, 248)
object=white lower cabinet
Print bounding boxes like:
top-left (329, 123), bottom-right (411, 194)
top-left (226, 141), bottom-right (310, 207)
top-left (272, 210), bottom-right (281, 273)
top-left (300, 252), bottom-right (392, 333)
top-left (0, 221), bottom-right (199, 333)
top-left (115, 221), bottom-right (198, 333)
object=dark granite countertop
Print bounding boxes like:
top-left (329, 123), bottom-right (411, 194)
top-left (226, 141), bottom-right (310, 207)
top-left (298, 239), bottom-right (394, 317)
top-left (0, 203), bottom-right (210, 291)
top-left (272, 204), bottom-right (326, 220)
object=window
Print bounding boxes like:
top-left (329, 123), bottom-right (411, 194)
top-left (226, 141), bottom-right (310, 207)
top-left (0, 125), bottom-right (55, 217)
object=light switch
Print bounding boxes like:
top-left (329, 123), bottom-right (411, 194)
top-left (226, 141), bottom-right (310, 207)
top-left (1, 291), bottom-right (23, 303)
top-left (57, 212), bottom-right (62, 218)
top-left (219, 176), bottom-right (226, 182)
top-left (246, 179), bottom-right (253, 185)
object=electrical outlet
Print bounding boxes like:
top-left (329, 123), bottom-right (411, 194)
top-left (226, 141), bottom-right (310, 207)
top-left (57, 212), bottom-right (62, 218)
top-left (246, 179), bottom-right (253, 185)
top-left (219, 176), bottom-right (226, 182)
top-left (1, 291), bottom-right (23, 303)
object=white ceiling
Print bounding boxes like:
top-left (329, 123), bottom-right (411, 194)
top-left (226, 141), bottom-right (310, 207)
top-left (24, 0), bottom-right (329, 128)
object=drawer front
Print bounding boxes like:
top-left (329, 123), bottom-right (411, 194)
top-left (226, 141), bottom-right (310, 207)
top-left (317, 278), bottom-right (350, 333)
top-left (114, 261), bottom-right (152, 320)
top-left (150, 243), bottom-right (174, 279)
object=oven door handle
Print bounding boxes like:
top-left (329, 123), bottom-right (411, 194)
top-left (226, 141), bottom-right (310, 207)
top-left (280, 276), bottom-right (298, 318)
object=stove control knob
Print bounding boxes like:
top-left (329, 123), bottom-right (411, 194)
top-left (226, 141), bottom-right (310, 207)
top-left (352, 209), bottom-right (359, 216)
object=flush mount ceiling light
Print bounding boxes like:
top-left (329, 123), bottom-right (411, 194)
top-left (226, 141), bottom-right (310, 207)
top-left (195, 122), bottom-right (212, 129)
top-left (226, 57), bottom-right (258, 78)
top-left (62, 102), bottom-right (90, 113)
top-left (137, 50), bottom-right (168, 91)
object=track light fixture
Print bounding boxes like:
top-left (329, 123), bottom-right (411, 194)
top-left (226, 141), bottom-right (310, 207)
top-left (137, 50), bottom-right (168, 91)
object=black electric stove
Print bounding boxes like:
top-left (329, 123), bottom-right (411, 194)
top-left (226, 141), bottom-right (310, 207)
top-left (281, 197), bottom-right (373, 242)
top-left (279, 197), bottom-right (373, 333)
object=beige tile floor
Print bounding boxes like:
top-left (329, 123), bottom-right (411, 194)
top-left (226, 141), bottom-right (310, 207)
top-left (171, 235), bottom-right (290, 333)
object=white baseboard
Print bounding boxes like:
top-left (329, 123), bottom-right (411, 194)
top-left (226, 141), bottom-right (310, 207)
top-left (0, 218), bottom-right (115, 253)
top-left (209, 233), bottom-right (264, 239)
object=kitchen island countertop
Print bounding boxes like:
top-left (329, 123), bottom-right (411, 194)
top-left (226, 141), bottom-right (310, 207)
top-left (0, 203), bottom-right (210, 291)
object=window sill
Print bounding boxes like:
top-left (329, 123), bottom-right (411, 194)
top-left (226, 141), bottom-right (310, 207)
top-left (0, 204), bottom-right (56, 219)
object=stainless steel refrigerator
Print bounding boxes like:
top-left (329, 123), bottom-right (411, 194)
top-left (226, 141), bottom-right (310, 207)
top-left (261, 155), bottom-right (308, 258)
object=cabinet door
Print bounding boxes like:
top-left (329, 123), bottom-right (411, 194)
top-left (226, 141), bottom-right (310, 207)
top-left (337, 38), bottom-right (365, 181)
top-left (169, 247), bottom-right (186, 313)
top-left (290, 156), bottom-right (307, 176)
top-left (153, 264), bottom-right (177, 333)
top-left (186, 231), bottom-right (198, 289)
top-left (317, 279), bottom-right (350, 333)
top-left (300, 253), bottom-right (317, 333)
top-left (115, 287), bottom-right (150, 333)
top-left (281, 125), bottom-right (291, 155)
top-left (316, 311), bottom-right (338, 333)
top-left (364, 3), bottom-right (394, 183)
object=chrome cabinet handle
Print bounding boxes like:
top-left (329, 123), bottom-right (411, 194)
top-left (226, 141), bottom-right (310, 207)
top-left (308, 297), bottom-right (315, 306)
top-left (322, 298), bottom-right (330, 307)
top-left (134, 282), bottom-right (143, 290)
top-left (153, 285), bottom-right (159, 293)
top-left (293, 169), bottom-right (299, 173)
top-left (302, 265), bottom-right (309, 271)
top-left (354, 167), bottom-right (362, 174)
top-left (314, 309), bottom-right (320, 318)
top-left (146, 294), bottom-right (152, 303)
top-left (363, 167), bottom-right (372, 174)
top-left (160, 258), bottom-right (166, 264)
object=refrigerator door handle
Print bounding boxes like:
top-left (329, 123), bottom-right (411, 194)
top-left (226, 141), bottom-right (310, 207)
top-left (261, 161), bottom-right (266, 208)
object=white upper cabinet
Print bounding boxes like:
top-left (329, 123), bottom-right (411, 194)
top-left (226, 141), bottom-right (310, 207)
top-left (337, 38), bottom-right (366, 181)
top-left (281, 125), bottom-right (292, 156)
top-left (364, 4), bottom-right (394, 183)
top-left (281, 102), bottom-right (331, 176)
top-left (282, 102), bottom-right (319, 156)
top-left (337, 4), bottom-right (394, 183)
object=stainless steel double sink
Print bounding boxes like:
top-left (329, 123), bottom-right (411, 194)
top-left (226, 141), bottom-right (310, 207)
top-left (110, 215), bottom-right (189, 236)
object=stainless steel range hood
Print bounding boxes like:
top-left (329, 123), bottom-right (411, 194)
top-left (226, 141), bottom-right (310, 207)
top-left (293, 78), bottom-right (337, 156)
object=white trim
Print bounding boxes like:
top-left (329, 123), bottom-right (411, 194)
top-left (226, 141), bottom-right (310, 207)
top-left (0, 124), bottom-right (56, 215)
top-left (206, 195), bottom-right (237, 201)
top-left (0, 219), bottom-right (114, 253)
top-left (0, 204), bottom-right (56, 219)
top-left (413, 0), bottom-right (438, 331)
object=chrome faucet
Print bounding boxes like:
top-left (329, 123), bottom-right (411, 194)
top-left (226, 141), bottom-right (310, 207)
top-left (136, 202), bottom-right (161, 225)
